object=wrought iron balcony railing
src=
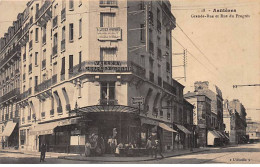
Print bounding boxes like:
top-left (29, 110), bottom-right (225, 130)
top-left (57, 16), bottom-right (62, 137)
top-left (163, 81), bottom-right (177, 95)
top-left (99, 0), bottom-right (118, 7)
top-left (34, 78), bottom-right (51, 93)
top-left (0, 44), bottom-right (21, 68)
top-left (36, 0), bottom-right (52, 20)
top-left (0, 88), bottom-right (20, 102)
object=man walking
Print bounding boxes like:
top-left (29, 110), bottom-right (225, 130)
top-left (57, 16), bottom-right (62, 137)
top-left (146, 137), bottom-right (153, 157)
top-left (40, 143), bottom-right (47, 162)
top-left (154, 139), bottom-right (164, 159)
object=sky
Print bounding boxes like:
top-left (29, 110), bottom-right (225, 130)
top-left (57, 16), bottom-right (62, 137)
top-left (170, 0), bottom-right (260, 121)
top-left (0, 0), bottom-right (259, 121)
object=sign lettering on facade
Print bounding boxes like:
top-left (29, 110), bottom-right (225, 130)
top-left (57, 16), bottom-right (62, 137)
top-left (97, 27), bottom-right (122, 41)
top-left (132, 97), bottom-right (144, 105)
top-left (85, 61), bottom-right (132, 72)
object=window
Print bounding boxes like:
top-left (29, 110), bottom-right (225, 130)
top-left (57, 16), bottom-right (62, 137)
top-left (149, 57), bottom-right (153, 70)
top-left (69, 55), bottom-right (73, 72)
top-left (174, 106), bottom-right (177, 122)
top-left (35, 76), bottom-right (38, 87)
top-left (100, 82), bottom-right (115, 105)
top-left (35, 52), bottom-right (38, 66)
top-left (100, 48), bottom-right (117, 61)
top-left (100, 13), bottom-right (115, 27)
top-left (79, 51), bottom-right (82, 65)
top-left (140, 24), bottom-right (145, 42)
top-left (29, 77), bottom-right (32, 88)
top-left (35, 28), bottom-right (38, 42)
top-left (79, 19), bottom-right (82, 38)
top-left (158, 64), bottom-right (161, 77)
top-left (62, 26), bottom-right (65, 40)
top-left (140, 55), bottom-right (145, 67)
top-left (53, 33), bottom-right (58, 46)
top-left (69, 23), bottom-right (74, 41)
top-left (61, 57), bottom-right (65, 75)
top-left (69, 0), bottom-right (74, 10)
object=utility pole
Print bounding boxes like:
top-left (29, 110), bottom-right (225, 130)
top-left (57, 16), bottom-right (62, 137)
top-left (172, 49), bottom-right (187, 81)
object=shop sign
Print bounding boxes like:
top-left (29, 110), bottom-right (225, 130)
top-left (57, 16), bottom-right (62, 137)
top-left (58, 118), bottom-right (78, 126)
top-left (71, 129), bottom-right (81, 135)
top-left (132, 96), bottom-right (144, 105)
top-left (85, 61), bottom-right (132, 72)
top-left (97, 27), bottom-right (121, 41)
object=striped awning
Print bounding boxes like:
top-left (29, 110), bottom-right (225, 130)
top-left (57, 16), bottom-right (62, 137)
top-left (174, 124), bottom-right (192, 134)
top-left (0, 121), bottom-right (17, 137)
top-left (159, 123), bottom-right (177, 133)
top-left (30, 122), bottom-right (58, 135)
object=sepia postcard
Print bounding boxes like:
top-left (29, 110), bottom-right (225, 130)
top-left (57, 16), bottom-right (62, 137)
top-left (0, 0), bottom-right (259, 164)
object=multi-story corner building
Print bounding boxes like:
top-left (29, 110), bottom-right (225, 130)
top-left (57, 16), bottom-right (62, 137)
top-left (184, 92), bottom-right (212, 147)
top-left (0, 5), bottom-right (24, 148)
top-left (225, 99), bottom-right (247, 144)
top-left (0, 0), bottom-right (194, 153)
top-left (246, 117), bottom-right (260, 143)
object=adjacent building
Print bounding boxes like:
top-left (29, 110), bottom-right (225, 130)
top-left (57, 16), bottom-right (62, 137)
top-left (184, 81), bottom-right (228, 147)
top-left (223, 99), bottom-right (247, 144)
top-left (246, 117), bottom-right (260, 143)
top-left (0, 0), bottom-right (195, 153)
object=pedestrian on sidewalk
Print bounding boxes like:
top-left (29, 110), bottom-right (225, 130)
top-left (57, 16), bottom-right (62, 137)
top-left (154, 139), bottom-right (164, 159)
top-left (40, 143), bottom-right (47, 162)
top-left (146, 137), bottom-right (153, 157)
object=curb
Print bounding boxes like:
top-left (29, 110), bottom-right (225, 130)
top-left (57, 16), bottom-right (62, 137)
top-left (58, 149), bottom-right (210, 162)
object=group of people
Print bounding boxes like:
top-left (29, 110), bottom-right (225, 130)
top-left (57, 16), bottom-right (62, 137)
top-left (146, 137), bottom-right (164, 159)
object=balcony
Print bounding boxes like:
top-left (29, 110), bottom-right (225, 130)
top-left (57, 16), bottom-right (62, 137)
top-left (61, 8), bottom-right (66, 22)
top-left (158, 76), bottom-right (162, 86)
top-left (36, 0), bottom-right (52, 25)
top-left (42, 59), bottom-right (46, 69)
top-left (52, 74), bottom-right (57, 85)
top-left (61, 39), bottom-right (65, 51)
top-left (20, 87), bottom-right (32, 100)
top-left (0, 88), bottom-right (20, 102)
top-left (149, 40), bottom-right (154, 54)
top-left (50, 109), bottom-right (54, 115)
top-left (52, 45), bottom-right (57, 56)
top-left (99, 99), bottom-right (118, 105)
top-left (28, 63), bottom-right (32, 73)
top-left (42, 34), bottom-right (46, 44)
top-left (163, 81), bottom-right (177, 95)
top-left (34, 78), bottom-right (51, 93)
top-left (57, 106), bottom-right (63, 114)
top-left (0, 44), bottom-right (21, 68)
top-left (52, 16), bottom-right (58, 29)
top-left (99, 0), bottom-right (118, 7)
top-left (149, 71), bottom-right (154, 82)
top-left (29, 40), bottom-right (33, 50)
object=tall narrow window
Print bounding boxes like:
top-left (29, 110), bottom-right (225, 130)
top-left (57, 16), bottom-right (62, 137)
top-left (35, 28), bottom-right (38, 42)
top-left (140, 24), bottom-right (145, 42)
top-left (35, 52), bottom-right (38, 66)
top-left (79, 18), bottom-right (82, 38)
top-left (100, 13), bottom-right (115, 27)
top-left (61, 57), bottom-right (65, 75)
top-left (69, 0), bottom-right (74, 10)
top-left (100, 48), bottom-right (117, 61)
top-left (69, 55), bottom-right (73, 72)
top-left (34, 76), bottom-right (38, 87)
top-left (69, 23), bottom-right (74, 41)
top-left (100, 82), bottom-right (115, 105)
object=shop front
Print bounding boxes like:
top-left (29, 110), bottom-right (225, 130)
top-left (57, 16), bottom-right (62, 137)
top-left (172, 123), bottom-right (192, 149)
top-left (0, 121), bottom-right (19, 149)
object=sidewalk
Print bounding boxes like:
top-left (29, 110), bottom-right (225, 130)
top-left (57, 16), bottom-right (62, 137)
top-left (58, 148), bottom-right (210, 162)
top-left (0, 148), bottom-right (78, 158)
